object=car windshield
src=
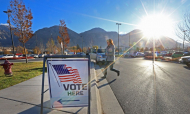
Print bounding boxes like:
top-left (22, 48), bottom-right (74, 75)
top-left (1, 1), bottom-right (190, 114)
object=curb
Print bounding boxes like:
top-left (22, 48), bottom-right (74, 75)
top-left (90, 62), bottom-right (103, 114)
top-left (95, 64), bottom-right (124, 114)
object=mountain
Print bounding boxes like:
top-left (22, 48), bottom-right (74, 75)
top-left (0, 25), bottom-right (180, 50)
top-left (0, 25), bottom-right (19, 47)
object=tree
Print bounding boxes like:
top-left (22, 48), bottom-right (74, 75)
top-left (136, 47), bottom-right (140, 52)
top-left (72, 46), bottom-right (77, 53)
top-left (92, 45), bottom-right (98, 49)
top-left (4, 50), bottom-right (11, 54)
top-left (9, 0), bottom-right (33, 63)
top-left (39, 43), bottom-right (45, 54)
top-left (83, 47), bottom-right (87, 53)
top-left (57, 19), bottom-right (70, 54)
top-left (46, 38), bottom-right (55, 54)
top-left (140, 47), bottom-right (144, 52)
top-left (145, 47), bottom-right (149, 51)
top-left (16, 46), bottom-right (28, 54)
top-left (33, 46), bottom-right (41, 54)
top-left (176, 12), bottom-right (190, 43)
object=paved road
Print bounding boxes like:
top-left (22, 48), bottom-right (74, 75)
top-left (97, 58), bottom-right (190, 114)
top-left (0, 58), bottom-right (43, 63)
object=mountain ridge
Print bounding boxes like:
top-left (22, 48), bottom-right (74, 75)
top-left (0, 25), bottom-right (180, 50)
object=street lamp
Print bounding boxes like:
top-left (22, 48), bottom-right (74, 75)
top-left (81, 35), bottom-right (83, 52)
top-left (116, 23), bottom-right (121, 55)
top-left (3, 10), bottom-right (15, 57)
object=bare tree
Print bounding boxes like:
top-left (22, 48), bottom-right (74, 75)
top-left (9, 0), bottom-right (33, 63)
top-left (39, 43), bottom-right (45, 54)
top-left (46, 38), bottom-right (55, 54)
top-left (176, 13), bottom-right (190, 43)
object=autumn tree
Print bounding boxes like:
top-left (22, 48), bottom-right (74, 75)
top-left (3, 50), bottom-right (11, 54)
top-left (57, 20), bottom-right (70, 54)
top-left (46, 38), bottom-right (55, 54)
top-left (16, 45), bottom-right (28, 54)
top-left (83, 47), bottom-right (87, 53)
top-left (92, 45), bottom-right (98, 49)
top-left (9, 0), bottom-right (33, 63)
top-left (33, 46), bottom-right (41, 54)
top-left (140, 47), bottom-right (144, 52)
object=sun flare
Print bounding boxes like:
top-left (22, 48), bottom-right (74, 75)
top-left (139, 14), bottom-right (174, 38)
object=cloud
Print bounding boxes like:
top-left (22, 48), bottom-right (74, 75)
top-left (0, 23), bottom-right (14, 27)
top-left (0, 23), bottom-right (9, 26)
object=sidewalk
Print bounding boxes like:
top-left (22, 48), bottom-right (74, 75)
top-left (0, 62), bottom-right (98, 114)
top-left (94, 64), bottom-right (124, 114)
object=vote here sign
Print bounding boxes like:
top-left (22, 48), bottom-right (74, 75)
top-left (47, 58), bottom-right (89, 108)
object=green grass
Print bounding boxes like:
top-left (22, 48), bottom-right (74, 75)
top-left (0, 62), bottom-right (46, 90)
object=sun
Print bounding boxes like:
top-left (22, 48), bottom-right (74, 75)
top-left (139, 14), bottom-right (174, 38)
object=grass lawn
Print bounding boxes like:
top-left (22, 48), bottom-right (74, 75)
top-left (0, 62), bottom-right (46, 90)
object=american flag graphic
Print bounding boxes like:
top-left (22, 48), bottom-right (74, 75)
top-left (52, 64), bottom-right (82, 83)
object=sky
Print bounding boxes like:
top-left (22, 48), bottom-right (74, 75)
top-left (1, 0), bottom-right (190, 43)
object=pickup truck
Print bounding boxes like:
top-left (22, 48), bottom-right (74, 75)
top-left (89, 49), bottom-right (107, 64)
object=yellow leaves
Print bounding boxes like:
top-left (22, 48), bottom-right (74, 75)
top-left (16, 46), bottom-right (28, 54)
top-left (33, 46), bottom-right (41, 54)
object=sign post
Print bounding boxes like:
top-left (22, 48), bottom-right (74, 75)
top-left (40, 55), bottom-right (90, 114)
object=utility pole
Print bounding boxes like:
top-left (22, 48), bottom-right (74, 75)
top-left (116, 23), bottom-right (121, 55)
top-left (3, 10), bottom-right (15, 57)
top-left (129, 32), bottom-right (130, 48)
top-left (183, 30), bottom-right (187, 52)
top-left (176, 40), bottom-right (178, 51)
top-left (153, 36), bottom-right (155, 64)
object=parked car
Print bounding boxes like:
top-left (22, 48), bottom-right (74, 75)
top-left (89, 48), bottom-right (97, 60)
top-left (1, 54), bottom-right (14, 58)
top-left (68, 52), bottom-right (75, 55)
top-left (179, 56), bottom-right (190, 63)
top-left (135, 52), bottom-right (145, 57)
top-left (0, 55), bottom-right (4, 58)
top-left (179, 56), bottom-right (190, 67)
top-left (33, 54), bottom-right (39, 58)
top-left (171, 52), bottom-right (184, 58)
top-left (183, 52), bottom-right (190, 56)
top-left (76, 52), bottom-right (86, 55)
top-left (96, 49), bottom-right (106, 64)
top-left (39, 54), bottom-right (44, 58)
top-left (124, 52), bottom-right (136, 57)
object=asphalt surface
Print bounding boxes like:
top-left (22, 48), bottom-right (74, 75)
top-left (97, 57), bottom-right (190, 114)
top-left (0, 58), bottom-right (43, 63)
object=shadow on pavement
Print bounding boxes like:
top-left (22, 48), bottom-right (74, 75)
top-left (0, 96), bottom-right (83, 114)
top-left (183, 66), bottom-right (190, 70)
top-left (15, 67), bottom-right (47, 73)
top-left (98, 79), bottom-right (116, 89)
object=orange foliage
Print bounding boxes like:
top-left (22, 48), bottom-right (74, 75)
top-left (9, 0), bottom-right (33, 44)
top-left (57, 20), bottom-right (70, 51)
